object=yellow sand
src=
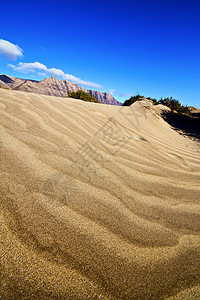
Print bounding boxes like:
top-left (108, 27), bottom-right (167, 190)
top-left (0, 89), bottom-right (200, 299)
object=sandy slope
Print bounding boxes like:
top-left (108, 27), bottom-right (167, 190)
top-left (0, 89), bottom-right (200, 299)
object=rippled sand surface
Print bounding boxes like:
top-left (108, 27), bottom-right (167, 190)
top-left (0, 89), bottom-right (200, 299)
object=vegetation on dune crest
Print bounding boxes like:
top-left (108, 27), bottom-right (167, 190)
top-left (123, 94), bottom-right (158, 106)
top-left (158, 97), bottom-right (191, 114)
top-left (67, 90), bottom-right (100, 103)
top-left (122, 94), bottom-right (191, 115)
top-left (122, 94), bottom-right (144, 106)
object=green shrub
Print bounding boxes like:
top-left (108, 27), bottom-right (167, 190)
top-left (122, 94), bottom-right (190, 115)
top-left (67, 90), bottom-right (100, 103)
top-left (122, 94), bottom-right (144, 106)
top-left (146, 97), bottom-right (158, 105)
top-left (158, 97), bottom-right (191, 115)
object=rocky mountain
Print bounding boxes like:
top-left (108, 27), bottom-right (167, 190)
top-left (87, 90), bottom-right (120, 106)
top-left (14, 76), bottom-right (86, 97)
top-left (0, 75), bottom-right (121, 106)
top-left (0, 74), bottom-right (28, 89)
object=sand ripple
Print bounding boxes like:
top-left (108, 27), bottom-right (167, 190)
top-left (0, 90), bottom-right (200, 299)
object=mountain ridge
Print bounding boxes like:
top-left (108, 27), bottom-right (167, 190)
top-left (0, 74), bottom-right (121, 105)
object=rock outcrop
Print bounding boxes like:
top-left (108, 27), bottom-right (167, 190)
top-left (0, 75), bottom-right (121, 105)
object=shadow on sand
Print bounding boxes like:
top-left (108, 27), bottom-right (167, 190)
top-left (161, 111), bottom-right (200, 142)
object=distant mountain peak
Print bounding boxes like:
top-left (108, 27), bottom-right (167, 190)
top-left (0, 74), bottom-right (121, 106)
top-left (48, 76), bottom-right (60, 80)
top-left (0, 74), bottom-right (15, 84)
top-left (41, 76), bottom-right (58, 82)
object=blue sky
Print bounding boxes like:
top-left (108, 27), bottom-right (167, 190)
top-left (0, 0), bottom-right (200, 107)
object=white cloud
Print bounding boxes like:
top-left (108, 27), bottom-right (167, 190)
top-left (62, 74), bottom-right (102, 88)
top-left (108, 89), bottom-right (116, 95)
top-left (9, 62), bottom-right (47, 73)
top-left (47, 68), bottom-right (65, 77)
top-left (0, 39), bottom-right (23, 60)
top-left (9, 61), bottom-right (102, 88)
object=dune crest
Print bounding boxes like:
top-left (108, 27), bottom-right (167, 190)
top-left (0, 89), bottom-right (200, 299)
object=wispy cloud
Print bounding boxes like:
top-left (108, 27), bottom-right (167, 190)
top-left (8, 61), bottom-right (102, 88)
top-left (108, 89), bottom-right (116, 95)
top-left (0, 39), bottom-right (23, 60)
top-left (9, 62), bottom-right (47, 73)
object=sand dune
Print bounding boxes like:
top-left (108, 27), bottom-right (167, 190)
top-left (0, 89), bottom-right (200, 299)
